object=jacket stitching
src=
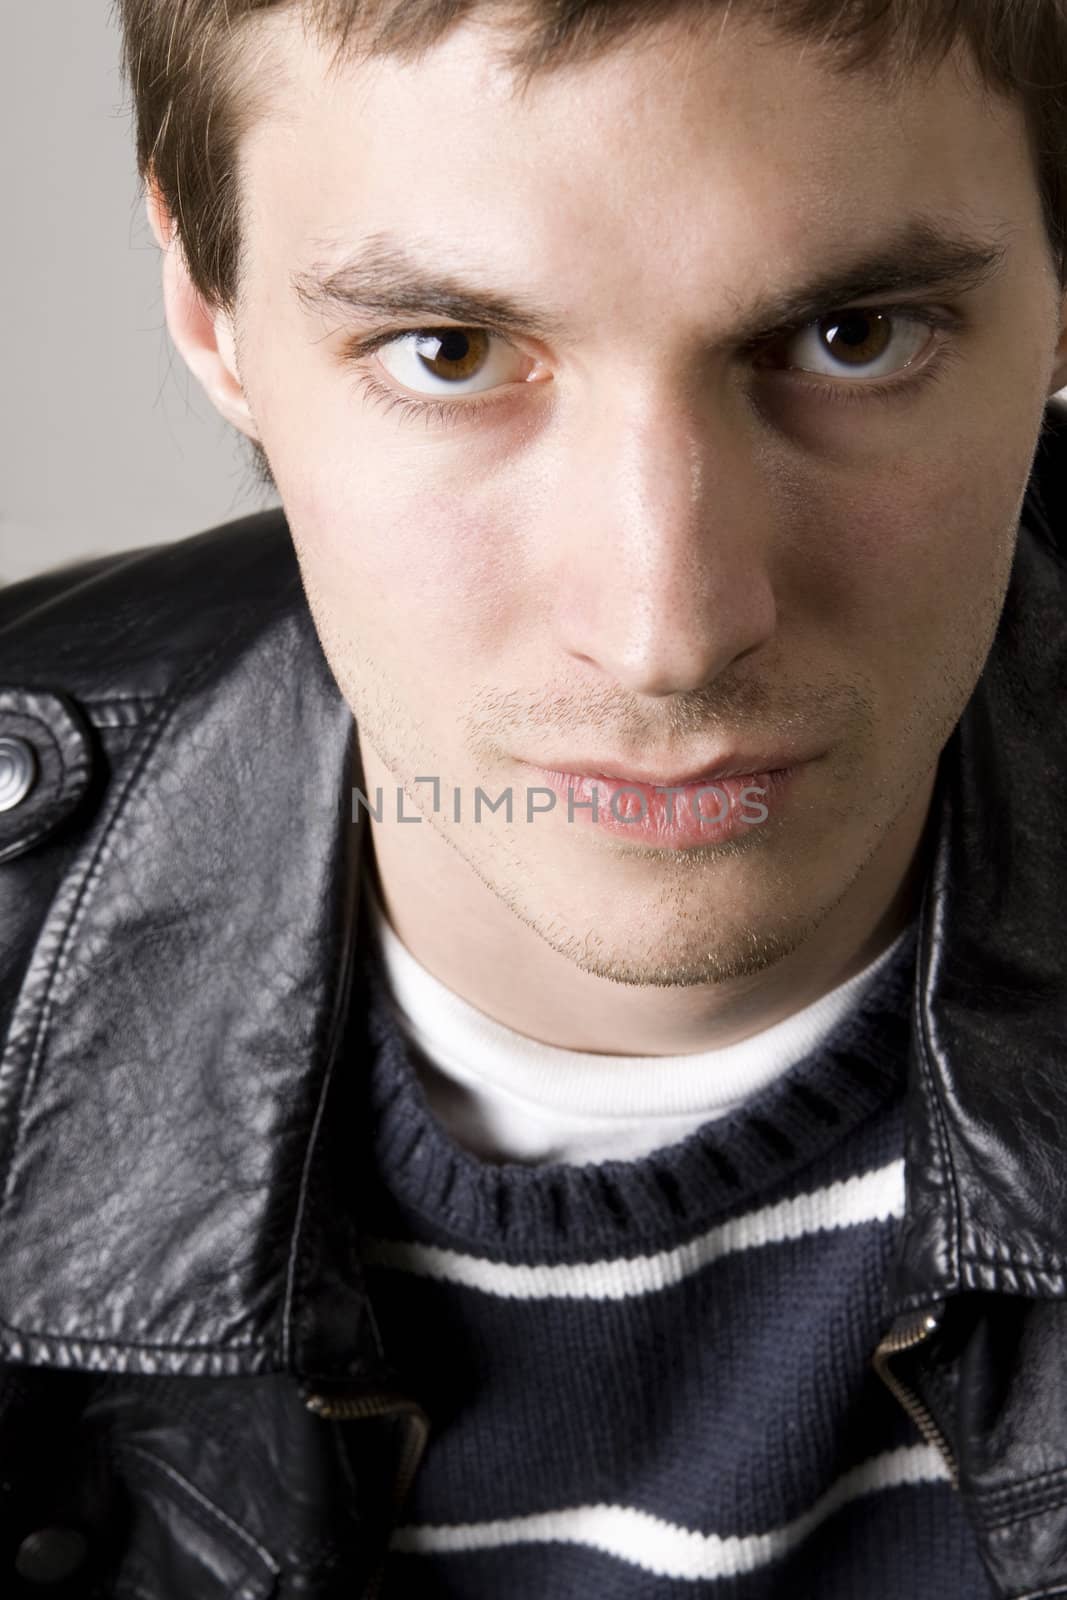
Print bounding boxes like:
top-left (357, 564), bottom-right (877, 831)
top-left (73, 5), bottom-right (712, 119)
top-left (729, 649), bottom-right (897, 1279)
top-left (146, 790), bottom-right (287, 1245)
top-left (959, 1245), bottom-right (1067, 1269)
top-left (84, 698), bottom-right (164, 730)
top-left (977, 1473), bottom-right (1067, 1529)
top-left (92, 1375), bottom-right (354, 1573)
top-left (959, 1250), bottom-right (1067, 1277)
top-left (281, 792), bottom-right (387, 1373)
top-left (281, 1010), bottom-right (339, 1371)
top-left (0, 713), bottom-right (167, 1215)
top-left (0, 594), bottom-right (299, 1250)
top-left (93, 1369), bottom-right (348, 1568)
top-left (0, 1314), bottom-right (279, 1355)
top-left (83, 695), bottom-right (164, 705)
top-left (979, 1461), bottom-right (1067, 1508)
top-left (115, 1439), bottom-right (281, 1577)
top-left (908, 881), bottom-right (963, 1289)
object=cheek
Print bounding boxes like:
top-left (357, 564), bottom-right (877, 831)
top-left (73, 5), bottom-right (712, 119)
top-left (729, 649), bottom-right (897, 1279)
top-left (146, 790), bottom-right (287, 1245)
top-left (770, 433), bottom-right (1024, 657)
top-left (281, 461), bottom-right (527, 669)
top-left (868, 441), bottom-right (1023, 644)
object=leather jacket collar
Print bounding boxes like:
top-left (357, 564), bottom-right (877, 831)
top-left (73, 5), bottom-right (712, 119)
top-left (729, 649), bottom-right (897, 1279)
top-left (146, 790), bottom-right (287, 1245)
top-left (890, 429), bottom-right (1067, 1316)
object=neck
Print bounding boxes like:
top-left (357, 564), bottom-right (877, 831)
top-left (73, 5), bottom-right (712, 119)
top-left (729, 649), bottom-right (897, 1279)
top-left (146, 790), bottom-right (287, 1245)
top-left (359, 758), bottom-right (935, 1057)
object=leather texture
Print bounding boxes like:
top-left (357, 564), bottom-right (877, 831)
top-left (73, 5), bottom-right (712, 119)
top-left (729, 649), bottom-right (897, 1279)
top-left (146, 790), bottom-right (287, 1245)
top-left (2, 400), bottom-right (1067, 1595)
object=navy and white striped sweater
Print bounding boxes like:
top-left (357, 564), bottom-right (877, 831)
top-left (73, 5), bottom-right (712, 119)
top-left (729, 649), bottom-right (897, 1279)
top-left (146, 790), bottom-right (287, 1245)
top-left (349, 923), bottom-right (996, 1598)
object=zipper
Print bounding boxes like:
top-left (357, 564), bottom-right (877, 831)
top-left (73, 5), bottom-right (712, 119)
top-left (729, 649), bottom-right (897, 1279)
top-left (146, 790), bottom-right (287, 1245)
top-left (303, 1387), bottom-right (430, 1599)
top-left (873, 1304), bottom-right (959, 1490)
top-left (304, 1387), bottom-right (430, 1506)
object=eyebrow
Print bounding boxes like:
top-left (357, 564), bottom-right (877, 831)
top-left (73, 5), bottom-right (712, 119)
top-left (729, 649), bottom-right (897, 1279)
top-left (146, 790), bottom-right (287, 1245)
top-left (291, 214), bottom-right (1013, 346)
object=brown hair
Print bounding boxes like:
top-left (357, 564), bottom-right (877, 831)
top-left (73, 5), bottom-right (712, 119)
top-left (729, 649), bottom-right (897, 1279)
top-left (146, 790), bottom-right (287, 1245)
top-left (116, 0), bottom-right (1067, 488)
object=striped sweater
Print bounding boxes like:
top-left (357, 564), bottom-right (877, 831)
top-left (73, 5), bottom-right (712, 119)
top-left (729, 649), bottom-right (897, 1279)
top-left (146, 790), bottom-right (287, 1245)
top-left (348, 921), bottom-right (996, 1597)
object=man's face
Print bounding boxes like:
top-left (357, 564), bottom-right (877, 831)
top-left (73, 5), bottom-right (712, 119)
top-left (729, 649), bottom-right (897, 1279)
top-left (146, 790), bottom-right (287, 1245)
top-left (225, 10), bottom-right (1064, 986)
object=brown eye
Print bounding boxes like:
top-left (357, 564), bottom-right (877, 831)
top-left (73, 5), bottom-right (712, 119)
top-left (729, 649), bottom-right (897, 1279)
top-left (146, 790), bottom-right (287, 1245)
top-left (771, 308), bottom-right (934, 382)
top-left (412, 328), bottom-right (491, 381)
top-left (817, 310), bottom-right (893, 368)
top-left (375, 326), bottom-right (534, 397)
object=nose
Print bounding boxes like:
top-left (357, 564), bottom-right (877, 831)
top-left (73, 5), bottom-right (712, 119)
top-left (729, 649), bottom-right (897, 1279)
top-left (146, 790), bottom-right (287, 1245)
top-left (548, 387), bottom-right (777, 695)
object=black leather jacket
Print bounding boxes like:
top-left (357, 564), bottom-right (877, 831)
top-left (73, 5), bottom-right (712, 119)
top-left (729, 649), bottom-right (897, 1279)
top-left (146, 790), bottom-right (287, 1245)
top-left (3, 400), bottom-right (1067, 1598)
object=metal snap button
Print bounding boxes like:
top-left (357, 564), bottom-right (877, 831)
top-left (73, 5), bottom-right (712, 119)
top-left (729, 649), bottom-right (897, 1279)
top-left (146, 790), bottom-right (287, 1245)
top-left (13, 1525), bottom-right (89, 1584)
top-left (0, 735), bottom-right (37, 812)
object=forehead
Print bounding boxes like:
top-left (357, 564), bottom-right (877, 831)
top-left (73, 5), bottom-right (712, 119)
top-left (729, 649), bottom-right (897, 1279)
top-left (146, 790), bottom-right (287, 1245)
top-left (238, 9), bottom-right (1035, 316)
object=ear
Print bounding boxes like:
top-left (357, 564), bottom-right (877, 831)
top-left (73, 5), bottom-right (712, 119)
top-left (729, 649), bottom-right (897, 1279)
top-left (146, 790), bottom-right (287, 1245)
top-left (146, 175), bottom-right (259, 442)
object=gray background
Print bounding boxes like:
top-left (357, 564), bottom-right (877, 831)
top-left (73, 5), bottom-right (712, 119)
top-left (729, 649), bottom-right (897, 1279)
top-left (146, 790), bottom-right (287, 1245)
top-left (1, 2), bottom-right (278, 588)
top-left (3, 4), bottom-right (1064, 588)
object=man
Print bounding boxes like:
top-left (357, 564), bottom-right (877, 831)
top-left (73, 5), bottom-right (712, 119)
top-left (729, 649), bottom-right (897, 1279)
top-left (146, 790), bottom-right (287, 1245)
top-left (1, 0), bottom-right (1066, 1594)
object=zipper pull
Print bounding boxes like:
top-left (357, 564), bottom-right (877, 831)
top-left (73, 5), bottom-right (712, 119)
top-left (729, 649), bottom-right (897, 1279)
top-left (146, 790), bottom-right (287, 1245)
top-left (873, 1303), bottom-right (959, 1489)
top-left (302, 1386), bottom-right (431, 1598)
top-left (302, 1386), bottom-right (430, 1507)
top-left (304, 1387), bottom-right (421, 1423)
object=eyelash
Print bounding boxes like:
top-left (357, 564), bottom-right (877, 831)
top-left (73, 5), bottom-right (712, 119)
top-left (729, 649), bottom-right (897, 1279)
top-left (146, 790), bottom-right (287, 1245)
top-left (344, 305), bottom-right (965, 430)
top-left (350, 366), bottom-right (501, 429)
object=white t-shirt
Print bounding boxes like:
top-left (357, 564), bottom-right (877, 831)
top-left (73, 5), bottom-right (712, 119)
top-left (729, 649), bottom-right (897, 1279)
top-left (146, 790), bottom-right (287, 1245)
top-left (364, 876), bottom-right (911, 1166)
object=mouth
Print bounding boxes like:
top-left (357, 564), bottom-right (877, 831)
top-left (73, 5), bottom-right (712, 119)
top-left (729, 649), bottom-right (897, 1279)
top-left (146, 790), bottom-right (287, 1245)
top-left (524, 749), bottom-right (819, 788)
top-left (519, 760), bottom-right (810, 850)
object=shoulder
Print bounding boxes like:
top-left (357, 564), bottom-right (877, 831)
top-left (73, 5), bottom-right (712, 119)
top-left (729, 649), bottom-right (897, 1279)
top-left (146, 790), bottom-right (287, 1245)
top-left (0, 505), bottom-right (329, 872)
top-left (0, 506), bottom-right (303, 703)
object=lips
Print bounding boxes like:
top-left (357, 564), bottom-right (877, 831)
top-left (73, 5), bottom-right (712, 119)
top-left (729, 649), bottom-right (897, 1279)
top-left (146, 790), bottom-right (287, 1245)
top-left (529, 754), bottom-right (804, 787)
top-left (522, 763), bottom-right (794, 848)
